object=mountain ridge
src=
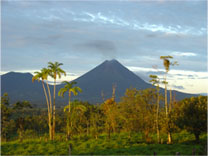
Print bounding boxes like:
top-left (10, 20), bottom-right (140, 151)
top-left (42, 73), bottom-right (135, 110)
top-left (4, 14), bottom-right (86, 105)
top-left (1, 59), bottom-right (197, 106)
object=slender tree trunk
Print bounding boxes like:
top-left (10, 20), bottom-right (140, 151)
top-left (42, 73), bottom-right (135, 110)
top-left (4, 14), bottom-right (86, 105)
top-left (167, 132), bottom-right (172, 144)
top-left (52, 78), bottom-right (56, 140)
top-left (46, 81), bottom-right (53, 140)
top-left (66, 116), bottom-right (70, 139)
top-left (41, 81), bottom-right (52, 140)
top-left (167, 89), bottom-right (172, 144)
top-left (67, 92), bottom-right (71, 139)
top-left (156, 87), bottom-right (160, 144)
top-left (164, 74), bottom-right (172, 144)
top-left (164, 75), bottom-right (168, 117)
top-left (169, 89), bottom-right (172, 112)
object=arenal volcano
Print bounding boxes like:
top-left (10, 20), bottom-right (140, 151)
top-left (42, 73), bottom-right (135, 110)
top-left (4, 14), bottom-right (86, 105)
top-left (1, 59), bottom-right (196, 106)
top-left (68, 59), bottom-right (152, 103)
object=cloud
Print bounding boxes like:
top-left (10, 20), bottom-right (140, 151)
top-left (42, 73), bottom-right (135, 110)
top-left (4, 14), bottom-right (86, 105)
top-left (199, 76), bottom-right (208, 79)
top-left (75, 40), bottom-right (117, 59)
top-left (38, 15), bottom-right (62, 21)
top-left (70, 11), bottom-right (206, 36)
top-left (2, 0), bottom-right (207, 94)
top-left (171, 51), bottom-right (197, 57)
top-left (172, 85), bottom-right (185, 90)
top-left (147, 71), bottom-right (166, 76)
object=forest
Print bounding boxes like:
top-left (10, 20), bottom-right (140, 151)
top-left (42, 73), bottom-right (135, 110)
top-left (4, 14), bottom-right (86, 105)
top-left (1, 57), bottom-right (207, 155)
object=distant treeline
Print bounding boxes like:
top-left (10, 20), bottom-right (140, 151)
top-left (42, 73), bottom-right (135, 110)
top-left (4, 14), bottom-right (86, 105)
top-left (1, 88), bottom-right (207, 143)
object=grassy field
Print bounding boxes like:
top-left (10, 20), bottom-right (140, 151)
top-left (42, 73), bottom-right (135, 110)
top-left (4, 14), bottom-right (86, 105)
top-left (1, 132), bottom-right (207, 155)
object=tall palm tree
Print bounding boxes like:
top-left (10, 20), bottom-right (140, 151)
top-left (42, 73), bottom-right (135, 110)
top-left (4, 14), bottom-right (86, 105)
top-left (41, 68), bottom-right (53, 122)
top-left (32, 69), bottom-right (52, 140)
top-left (160, 56), bottom-right (178, 144)
top-left (58, 81), bottom-right (82, 139)
top-left (149, 74), bottom-right (160, 144)
top-left (48, 61), bottom-right (66, 140)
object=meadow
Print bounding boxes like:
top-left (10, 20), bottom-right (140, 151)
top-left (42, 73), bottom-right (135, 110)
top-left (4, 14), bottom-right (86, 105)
top-left (1, 131), bottom-right (207, 155)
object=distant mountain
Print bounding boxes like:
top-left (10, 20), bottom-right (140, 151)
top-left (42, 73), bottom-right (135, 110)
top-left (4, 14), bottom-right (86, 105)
top-left (1, 60), bottom-right (197, 107)
top-left (1, 72), bottom-right (45, 105)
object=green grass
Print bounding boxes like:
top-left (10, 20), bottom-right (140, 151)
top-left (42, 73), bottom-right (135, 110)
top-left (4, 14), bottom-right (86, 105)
top-left (1, 132), bottom-right (207, 155)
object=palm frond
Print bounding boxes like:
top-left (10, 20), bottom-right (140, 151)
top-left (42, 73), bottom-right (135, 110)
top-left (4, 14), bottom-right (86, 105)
top-left (58, 88), bottom-right (68, 97)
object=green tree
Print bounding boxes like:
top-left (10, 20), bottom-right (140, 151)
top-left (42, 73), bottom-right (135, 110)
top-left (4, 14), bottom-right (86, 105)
top-left (118, 88), bottom-right (140, 137)
top-left (58, 81), bottom-right (82, 139)
top-left (1, 93), bottom-right (15, 141)
top-left (66, 101), bottom-right (87, 137)
top-left (175, 96), bottom-right (207, 142)
top-left (137, 88), bottom-right (157, 143)
top-left (13, 101), bottom-right (32, 142)
top-left (48, 61), bottom-right (66, 139)
top-left (89, 105), bottom-right (103, 139)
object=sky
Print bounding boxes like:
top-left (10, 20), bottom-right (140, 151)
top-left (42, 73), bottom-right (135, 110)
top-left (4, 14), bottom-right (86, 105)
top-left (1, 0), bottom-right (207, 94)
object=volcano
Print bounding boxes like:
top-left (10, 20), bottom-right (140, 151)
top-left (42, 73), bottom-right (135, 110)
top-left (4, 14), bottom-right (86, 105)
top-left (69, 59), bottom-right (152, 103)
top-left (1, 59), bottom-right (196, 106)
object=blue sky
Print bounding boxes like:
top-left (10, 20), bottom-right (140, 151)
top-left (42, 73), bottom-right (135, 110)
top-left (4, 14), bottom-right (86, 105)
top-left (1, 0), bottom-right (207, 94)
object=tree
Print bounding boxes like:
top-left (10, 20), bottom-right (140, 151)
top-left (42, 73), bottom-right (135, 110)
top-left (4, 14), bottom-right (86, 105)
top-left (32, 68), bottom-right (53, 140)
top-left (101, 85), bottom-right (118, 139)
top-left (65, 101), bottom-right (87, 137)
top-left (118, 88), bottom-right (140, 137)
top-left (1, 93), bottom-right (15, 141)
top-left (102, 98), bottom-right (118, 139)
top-left (89, 105), bottom-right (103, 139)
top-left (149, 75), bottom-right (161, 143)
top-left (58, 81), bottom-right (82, 139)
top-left (13, 101), bottom-right (32, 142)
top-left (175, 96), bottom-right (207, 142)
top-left (160, 55), bottom-right (178, 144)
top-left (48, 61), bottom-right (66, 139)
top-left (137, 88), bottom-right (157, 143)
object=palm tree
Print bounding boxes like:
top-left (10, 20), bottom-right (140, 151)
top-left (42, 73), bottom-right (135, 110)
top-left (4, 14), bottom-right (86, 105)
top-left (65, 101), bottom-right (86, 138)
top-left (58, 81), bottom-right (82, 139)
top-left (41, 68), bottom-right (53, 123)
top-left (149, 74), bottom-right (160, 144)
top-left (160, 56), bottom-right (178, 144)
top-left (32, 69), bottom-right (52, 140)
top-left (48, 61), bottom-right (66, 140)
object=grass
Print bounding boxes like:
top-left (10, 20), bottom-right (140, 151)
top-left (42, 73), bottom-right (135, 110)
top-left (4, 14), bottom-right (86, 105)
top-left (1, 132), bottom-right (207, 155)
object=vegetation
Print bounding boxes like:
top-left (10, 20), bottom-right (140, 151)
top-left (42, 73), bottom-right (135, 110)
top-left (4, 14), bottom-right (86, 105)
top-left (1, 59), bottom-right (207, 155)
top-left (1, 132), bottom-right (207, 155)
top-left (160, 55), bottom-right (178, 144)
top-left (149, 74), bottom-right (161, 144)
top-left (32, 68), bottom-right (53, 140)
top-left (174, 96), bottom-right (207, 142)
top-left (48, 61), bottom-right (66, 140)
top-left (58, 81), bottom-right (82, 139)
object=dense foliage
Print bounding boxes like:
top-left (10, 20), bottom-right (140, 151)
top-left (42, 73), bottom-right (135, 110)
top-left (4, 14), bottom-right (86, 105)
top-left (1, 90), bottom-right (207, 144)
top-left (174, 96), bottom-right (207, 142)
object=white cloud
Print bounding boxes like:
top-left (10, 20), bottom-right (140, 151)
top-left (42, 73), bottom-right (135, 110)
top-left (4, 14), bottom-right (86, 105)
top-left (69, 11), bottom-right (206, 36)
top-left (126, 66), bottom-right (208, 94)
top-left (38, 15), bottom-right (62, 21)
top-left (171, 51), bottom-right (197, 57)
